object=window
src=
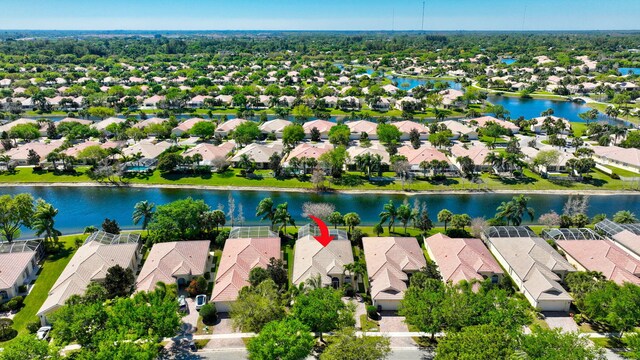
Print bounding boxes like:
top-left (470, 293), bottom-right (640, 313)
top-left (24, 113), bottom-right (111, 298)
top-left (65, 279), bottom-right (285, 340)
top-left (0, 291), bottom-right (7, 300)
top-left (331, 277), bottom-right (340, 289)
top-left (491, 275), bottom-right (499, 284)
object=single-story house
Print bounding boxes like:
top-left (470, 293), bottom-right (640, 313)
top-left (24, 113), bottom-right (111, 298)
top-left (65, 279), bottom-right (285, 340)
top-left (425, 233), bottom-right (503, 285)
top-left (449, 143), bottom-right (492, 172)
top-left (362, 237), bottom-right (427, 311)
top-left (397, 145), bottom-right (455, 173)
top-left (346, 120), bottom-right (378, 140)
top-left (282, 142), bottom-right (333, 167)
top-left (37, 231), bottom-right (141, 324)
top-left (211, 228), bottom-right (280, 312)
top-left (482, 226), bottom-right (574, 312)
top-left (392, 121), bottom-right (429, 140)
top-left (172, 117), bottom-right (208, 136)
top-left (591, 146), bottom-right (640, 174)
top-left (259, 119), bottom-right (292, 138)
top-left (182, 142), bottom-right (235, 166)
top-left (468, 116), bottom-right (519, 134)
top-left (595, 219), bottom-right (640, 260)
top-left (303, 120), bottom-right (335, 140)
top-left (5, 140), bottom-right (64, 165)
top-left (439, 120), bottom-right (478, 140)
top-left (292, 226), bottom-right (354, 288)
top-left (215, 118), bottom-right (248, 137)
top-left (530, 116), bottom-right (571, 135)
top-left (92, 117), bottom-right (125, 134)
top-left (0, 240), bottom-right (43, 302)
top-left (136, 240), bottom-right (212, 292)
top-left (231, 142), bottom-right (284, 169)
top-left (121, 140), bottom-right (172, 160)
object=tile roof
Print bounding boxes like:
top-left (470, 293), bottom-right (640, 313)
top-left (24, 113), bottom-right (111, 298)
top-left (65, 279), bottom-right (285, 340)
top-left (136, 240), bottom-right (211, 292)
top-left (0, 251), bottom-right (36, 290)
top-left (259, 119), bottom-right (292, 133)
top-left (397, 145), bottom-right (450, 165)
top-left (303, 120), bottom-right (334, 134)
top-left (291, 235), bottom-right (354, 286)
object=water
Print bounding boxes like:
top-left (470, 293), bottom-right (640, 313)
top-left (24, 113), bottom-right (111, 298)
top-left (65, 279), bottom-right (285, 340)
top-left (619, 67), bottom-right (640, 75)
top-left (2, 186), bottom-right (639, 238)
top-left (388, 77), bottom-right (462, 91)
top-left (501, 59), bottom-right (517, 65)
top-left (124, 166), bottom-right (150, 172)
top-left (487, 95), bottom-right (622, 124)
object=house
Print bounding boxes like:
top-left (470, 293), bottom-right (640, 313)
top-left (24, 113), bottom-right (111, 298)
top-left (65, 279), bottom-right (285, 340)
top-left (392, 121), bottom-right (429, 140)
top-left (0, 118), bottom-right (43, 136)
top-left (259, 119), bottom-right (292, 138)
top-left (291, 225), bottom-right (354, 288)
top-left (231, 142), bottom-right (284, 169)
top-left (283, 142), bottom-right (333, 167)
top-left (362, 237), bottom-right (427, 310)
top-left (5, 140), bottom-right (64, 165)
top-left (521, 145), bottom-right (574, 174)
top-left (0, 240), bottom-right (43, 302)
top-left (37, 231), bottom-right (141, 324)
top-left (303, 120), bottom-right (335, 140)
top-left (347, 143), bottom-right (390, 166)
top-left (56, 117), bottom-right (93, 127)
top-left (591, 146), bottom-right (640, 174)
top-left (346, 120), bottom-right (378, 140)
top-left (187, 95), bottom-right (211, 108)
top-left (397, 145), bottom-right (454, 172)
top-left (136, 240), bottom-right (212, 292)
top-left (142, 95), bottom-right (165, 109)
top-left (182, 142), bottom-right (235, 166)
top-left (449, 143), bottom-right (492, 172)
top-left (548, 228), bottom-right (640, 285)
top-left (215, 118), bottom-right (248, 137)
top-left (172, 117), bottom-right (207, 136)
top-left (132, 117), bottom-right (166, 130)
top-left (92, 117), bottom-right (125, 134)
top-left (595, 219), bottom-right (640, 260)
top-left (468, 116), bottom-right (519, 134)
top-left (62, 140), bottom-right (117, 158)
top-left (530, 116), bottom-right (571, 135)
top-left (439, 120), bottom-right (478, 140)
top-left (440, 89), bottom-right (464, 108)
top-left (121, 140), bottom-right (172, 160)
top-left (482, 226), bottom-right (574, 312)
top-left (425, 233), bottom-right (503, 285)
top-left (211, 227), bottom-right (280, 312)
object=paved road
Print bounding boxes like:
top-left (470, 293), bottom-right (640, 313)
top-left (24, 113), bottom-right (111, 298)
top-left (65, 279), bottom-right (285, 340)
top-left (165, 348), bottom-right (432, 360)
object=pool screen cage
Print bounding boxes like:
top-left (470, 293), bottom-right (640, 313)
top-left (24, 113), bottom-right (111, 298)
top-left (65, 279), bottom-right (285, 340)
top-left (297, 224), bottom-right (348, 241)
top-left (0, 240), bottom-right (44, 261)
top-left (85, 231), bottom-right (141, 245)
top-left (541, 228), bottom-right (603, 241)
top-left (595, 219), bottom-right (640, 237)
top-left (228, 226), bottom-right (278, 239)
top-left (483, 226), bottom-right (536, 239)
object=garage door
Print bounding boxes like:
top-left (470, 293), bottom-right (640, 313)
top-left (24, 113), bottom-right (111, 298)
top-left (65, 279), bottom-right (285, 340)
top-left (537, 300), bottom-right (570, 312)
top-left (375, 300), bottom-right (399, 311)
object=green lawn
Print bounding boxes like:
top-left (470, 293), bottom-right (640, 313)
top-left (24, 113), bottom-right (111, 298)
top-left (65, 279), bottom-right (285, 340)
top-left (571, 122), bottom-right (588, 137)
top-left (586, 103), bottom-right (640, 125)
top-left (359, 314), bottom-right (379, 332)
top-left (3, 235), bottom-right (84, 345)
top-left (602, 164), bottom-right (640, 178)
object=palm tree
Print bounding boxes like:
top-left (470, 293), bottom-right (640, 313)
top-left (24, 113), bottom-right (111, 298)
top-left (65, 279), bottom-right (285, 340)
top-left (32, 200), bottom-right (61, 244)
top-left (495, 195), bottom-right (535, 226)
top-left (484, 152), bottom-right (504, 174)
top-left (237, 154), bottom-right (255, 176)
top-left (343, 259), bottom-right (367, 294)
top-left (419, 160), bottom-right (431, 178)
top-left (274, 202), bottom-right (295, 233)
top-left (457, 156), bottom-right (475, 179)
top-left (613, 210), bottom-right (638, 224)
top-left (256, 197), bottom-right (277, 230)
top-left (132, 200), bottom-right (155, 235)
top-left (437, 209), bottom-right (453, 231)
top-left (305, 274), bottom-right (323, 290)
top-left (379, 200), bottom-right (398, 233)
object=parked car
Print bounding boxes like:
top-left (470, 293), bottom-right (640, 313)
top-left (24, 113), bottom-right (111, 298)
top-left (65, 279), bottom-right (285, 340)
top-left (178, 295), bottom-right (188, 313)
top-left (195, 294), bottom-right (207, 310)
top-left (36, 326), bottom-right (52, 341)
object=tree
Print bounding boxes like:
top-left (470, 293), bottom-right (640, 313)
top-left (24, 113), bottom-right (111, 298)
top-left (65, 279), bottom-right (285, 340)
top-left (376, 123), bottom-right (401, 145)
top-left (343, 212), bottom-right (361, 233)
top-left (434, 324), bottom-right (516, 360)
top-left (132, 200), bottom-right (155, 235)
top-left (269, 152), bottom-right (283, 177)
top-left (292, 104), bottom-right (313, 121)
top-left (409, 128), bottom-right (421, 149)
top-left (301, 202), bottom-right (335, 221)
top-left (266, 257), bottom-right (288, 289)
top-left (31, 199), bottom-right (61, 244)
top-left (157, 152), bottom-right (182, 173)
top-left (0, 193), bottom-right (35, 242)
top-left (101, 218), bottom-right (121, 234)
top-left (200, 303), bottom-right (217, 325)
top-left (533, 149), bottom-right (560, 172)
top-left (613, 210), bottom-right (638, 224)
top-left (185, 276), bottom-right (208, 297)
top-left (396, 201), bottom-right (415, 234)
top-left (0, 334), bottom-right (60, 360)
top-left (413, 201), bottom-right (433, 235)
top-left (231, 280), bottom-right (285, 333)
top-left (233, 121), bottom-right (261, 147)
top-left (438, 209), bottom-right (453, 231)
top-left (189, 121), bottom-right (216, 139)
top-left (103, 264), bottom-right (135, 298)
top-left (247, 318), bottom-right (314, 360)
top-left (319, 146), bottom-right (348, 178)
top-left (379, 200), bottom-right (397, 233)
top-left (519, 327), bottom-right (606, 360)
top-left (291, 287), bottom-right (354, 342)
top-left (320, 328), bottom-right (391, 360)
top-left (310, 127), bottom-right (322, 142)
top-left (457, 155), bottom-right (475, 179)
top-left (482, 122), bottom-right (509, 146)
top-left (328, 124), bottom-right (351, 146)
top-left (495, 195), bottom-right (535, 226)
top-left (27, 149), bottom-right (41, 166)
top-left (282, 123), bottom-right (305, 148)
top-left (147, 198), bottom-right (210, 243)
top-left (399, 278), bottom-right (446, 340)
top-left (87, 106), bottom-right (115, 119)
top-left (9, 123), bottom-right (40, 142)
top-left (328, 211), bottom-right (344, 229)
top-left (274, 202), bottom-right (295, 233)
top-left (450, 214), bottom-right (472, 230)
top-left (256, 198), bottom-right (277, 230)
top-left (249, 267), bottom-right (270, 287)
top-left (623, 331), bottom-right (640, 359)
top-left (76, 145), bottom-right (109, 165)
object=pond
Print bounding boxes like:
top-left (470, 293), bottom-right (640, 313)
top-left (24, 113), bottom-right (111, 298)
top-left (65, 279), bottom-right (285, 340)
top-left (619, 67), bottom-right (640, 75)
top-left (388, 77), bottom-right (462, 91)
top-left (487, 95), bottom-right (627, 125)
top-left (2, 186), bottom-right (639, 238)
top-left (501, 59), bottom-right (517, 65)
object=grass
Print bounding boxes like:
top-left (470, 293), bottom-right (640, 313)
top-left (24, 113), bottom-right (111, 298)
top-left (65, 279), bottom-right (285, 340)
top-left (531, 317), bottom-right (550, 330)
top-left (603, 164), bottom-right (640, 178)
top-left (284, 245), bottom-right (294, 285)
top-left (590, 336), bottom-right (624, 349)
top-left (586, 103), bottom-right (640, 125)
top-left (359, 314), bottom-right (379, 332)
top-left (1, 163), bottom-right (636, 192)
top-left (194, 339), bottom-right (210, 349)
top-left (2, 234), bottom-right (83, 345)
top-left (571, 122), bottom-right (588, 137)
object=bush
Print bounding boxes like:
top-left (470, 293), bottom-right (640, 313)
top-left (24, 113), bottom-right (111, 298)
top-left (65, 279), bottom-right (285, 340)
top-left (0, 318), bottom-right (16, 341)
top-left (366, 305), bottom-right (378, 320)
top-left (26, 320), bottom-right (41, 334)
top-left (5, 296), bottom-right (24, 311)
top-left (444, 228), bottom-right (472, 238)
top-left (573, 313), bottom-right (586, 325)
top-left (186, 276), bottom-right (208, 297)
top-left (200, 303), bottom-right (217, 325)
top-left (203, 272), bottom-right (211, 280)
top-left (432, 174), bottom-right (447, 181)
top-left (350, 228), bottom-right (364, 246)
top-left (18, 285), bottom-right (27, 293)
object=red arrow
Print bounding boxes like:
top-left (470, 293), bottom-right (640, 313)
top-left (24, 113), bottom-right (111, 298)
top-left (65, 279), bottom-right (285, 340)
top-left (308, 215), bottom-right (334, 247)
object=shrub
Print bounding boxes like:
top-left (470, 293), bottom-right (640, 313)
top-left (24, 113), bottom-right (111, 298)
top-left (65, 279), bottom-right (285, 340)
top-left (203, 272), bottom-right (211, 280)
top-left (573, 313), bottom-right (586, 325)
top-left (186, 276), bottom-right (208, 297)
top-left (366, 305), bottom-right (378, 320)
top-left (0, 318), bottom-right (16, 341)
top-left (5, 296), bottom-right (24, 311)
top-left (18, 285), bottom-right (27, 293)
top-left (26, 320), bottom-right (41, 334)
top-left (200, 303), bottom-right (217, 325)
top-left (350, 228), bottom-right (364, 246)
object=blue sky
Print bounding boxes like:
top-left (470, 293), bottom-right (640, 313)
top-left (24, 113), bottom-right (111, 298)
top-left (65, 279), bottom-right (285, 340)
top-left (0, 0), bottom-right (638, 31)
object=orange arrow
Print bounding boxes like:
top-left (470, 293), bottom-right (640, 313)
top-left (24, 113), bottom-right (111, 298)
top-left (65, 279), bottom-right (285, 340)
top-left (308, 215), bottom-right (334, 247)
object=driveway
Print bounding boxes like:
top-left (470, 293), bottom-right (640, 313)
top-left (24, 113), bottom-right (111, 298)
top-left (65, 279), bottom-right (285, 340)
top-left (378, 311), bottom-right (417, 349)
top-left (542, 312), bottom-right (578, 333)
top-left (203, 313), bottom-right (245, 350)
top-left (180, 295), bottom-right (199, 334)
top-left (342, 297), bottom-right (367, 330)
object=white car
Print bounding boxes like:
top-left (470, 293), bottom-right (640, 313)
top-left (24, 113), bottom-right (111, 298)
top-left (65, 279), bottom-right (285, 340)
top-left (195, 294), bottom-right (207, 310)
top-left (36, 326), bottom-right (52, 341)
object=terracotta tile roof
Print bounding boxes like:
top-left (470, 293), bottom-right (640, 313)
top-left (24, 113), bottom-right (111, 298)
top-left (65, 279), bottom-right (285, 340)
top-left (362, 237), bottom-right (426, 302)
top-left (0, 251), bottom-right (36, 289)
top-left (173, 117), bottom-right (207, 133)
top-left (259, 119), bottom-right (292, 133)
top-left (450, 143), bottom-right (491, 165)
top-left (291, 235), bottom-right (354, 286)
top-left (346, 120), bottom-right (377, 135)
top-left (136, 240), bottom-right (211, 292)
top-left (211, 237), bottom-right (280, 303)
top-left (391, 121), bottom-right (429, 135)
top-left (286, 142), bottom-right (333, 162)
top-left (216, 118), bottom-right (247, 132)
top-left (183, 142), bottom-right (235, 162)
top-left (397, 145), bottom-right (450, 165)
top-left (425, 233), bottom-right (503, 284)
top-left (303, 120), bottom-right (334, 134)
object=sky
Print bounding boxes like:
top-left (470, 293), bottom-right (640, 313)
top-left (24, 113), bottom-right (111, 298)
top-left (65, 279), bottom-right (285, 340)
top-left (0, 0), bottom-right (638, 31)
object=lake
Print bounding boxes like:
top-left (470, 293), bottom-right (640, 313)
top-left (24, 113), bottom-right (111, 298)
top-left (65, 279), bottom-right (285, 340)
top-left (501, 59), bottom-right (517, 65)
top-left (389, 77), bottom-right (462, 91)
top-left (619, 67), bottom-right (640, 75)
top-left (2, 186), bottom-right (639, 238)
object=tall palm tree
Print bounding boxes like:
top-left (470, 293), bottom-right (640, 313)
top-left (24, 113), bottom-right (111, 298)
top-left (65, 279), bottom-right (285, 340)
top-left (132, 200), bottom-right (155, 235)
top-left (484, 152), bottom-right (504, 173)
top-left (379, 200), bottom-right (398, 233)
top-left (32, 200), bottom-right (61, 244)
top-left (256, 197), bottom-right (277, 230)
top-left (343, 259), bottom-right (367, 294)
top-left (495, 195), bottom-right (535, 226)
top-left (274, 202), bottom-right (295, 233)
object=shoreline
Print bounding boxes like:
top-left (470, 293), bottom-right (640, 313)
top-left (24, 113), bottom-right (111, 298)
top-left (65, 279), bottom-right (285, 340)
top-left (0, 181), bottom-right (639, 196)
